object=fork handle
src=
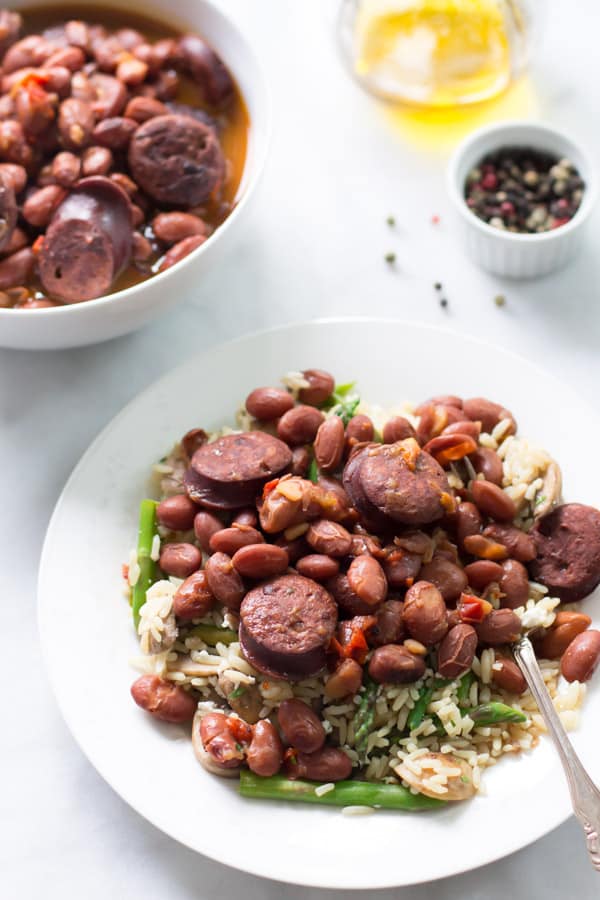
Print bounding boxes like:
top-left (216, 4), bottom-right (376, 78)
top-left (513, 636), bottom-right (600, 871)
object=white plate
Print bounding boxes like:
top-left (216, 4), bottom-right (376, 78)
top-left (38, 319), bottom-right (600, 889)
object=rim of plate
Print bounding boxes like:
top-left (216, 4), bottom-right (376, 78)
top-left (37, 317), bottom-right (598, 889)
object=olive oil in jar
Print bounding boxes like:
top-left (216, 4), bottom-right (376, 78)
top-left (339, 0), bottom-right (530, 107)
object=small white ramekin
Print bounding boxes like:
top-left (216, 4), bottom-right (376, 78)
top-left (447, 121), bottom-right (597, 279)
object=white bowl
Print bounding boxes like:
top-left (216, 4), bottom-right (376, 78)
top-left (447, 121), bottom-right (597, 279)
top-left (0, 0), bottom-right (270, 350)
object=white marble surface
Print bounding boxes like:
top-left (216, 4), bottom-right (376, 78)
top-left (2, 0), bottom-right (600, 896)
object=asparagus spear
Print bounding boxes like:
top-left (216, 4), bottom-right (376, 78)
top-left (131, 499), bottom-right (158, 629)
top-left (188, 623), bottom-right (238, 646)
top-left (307, 457), bottom-right (319, 483)
top-left (353, 677), bottom-right (379, 752)
top-left (457, 670), bottom-right (475, 706)
top-left (470, 702), bottom-right (527, 726)
top-left (406, 685), bottom-right (433, 731)
top-left (239, 772), bottom-right (446, 811)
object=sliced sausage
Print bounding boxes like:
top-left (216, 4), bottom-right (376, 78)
top-left (529, 503), bottom-right (600, 602)
top-left (184, 431), bottom-right (292, 510)
top-left (239, 574), bottom-right (337, 680)
top-left (37, 176), bottom-right (132, 302)
top-left (128, 114), bottom-right (225, 206)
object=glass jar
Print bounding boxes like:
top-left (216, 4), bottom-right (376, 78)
top-left (337, 0), bottom-right (532, 107)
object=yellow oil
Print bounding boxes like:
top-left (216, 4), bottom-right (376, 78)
top-left (355, 0), bottom-right (513, 107)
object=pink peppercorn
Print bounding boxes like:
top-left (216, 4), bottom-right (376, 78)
top-left (500, 201), bottom-right (515, 216)
top-left (481, 172), bottom-right (498, 190)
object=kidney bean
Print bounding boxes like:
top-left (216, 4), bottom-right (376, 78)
top-left (381, 549), bottom-right (419, 588)
top-left (232, 543), bottom-right (289, 579)
top-left (499, 559), bottom-right (529, 609)
top-left (471, 447), bottom-right (503, 486)
top-left (159, 234), bottom-right (206, 270)
top-left (22, 185), bottom-right (66, 228)
top-left (345, 414), bottom-right (374, 446)
top-left (244, 386), bottom-right (292, 421)
top-left (382, 416), bottom-right (416, 444)
top-left (482, 524), bottom-right (536, 562)
top-left (416, 403), bottom-right (463, 445)
top-left (464, 560), bottom-right (503, 590)
top-left (277, 405), bottom-right (324, 446)
top-left (298, 369), bottom-right (334, 406)
top-left (561, 631), bottom-right (600, 683)
top-left (193, 510), bottom-right (223, 552)
top-left (463, 534), bottom-right (508, 561)
top-left (233, 508), bottom-right (258, 528)
top-left (86, 73), bottom-right (126, 120)
top-left (0, 227), bottom-right (27, 256)
top-left (180, 428), bottom-right (207, 461)
top-left (0, 10), bottom-right (22, 58)
top-left (437, 624), bottom-right (477, 678)
top-left (116, 57), bottom-right (149, 86)
top-left (70, 71), bottom-right (95, 103)
top-left (205, 551), bottom-right (245, 610)
top-left (173, 570), bottom-right (215, 620)
top-left (114, 28), bottom-right (144, 50)
top-left (93, 35), bottom-right (125, 71)
top-left (159, 542), bottom-right (201, 578)
top-left (314, 416), bottom-right (345, 472)
top-left (81, 145), bottom-right (113, 176)
top-left (92, 115), bottom-right (137, 149)
top-left (324, 658), bottom-right (363, 700)
top-left (471, 480), bottom-right (516, 522)
top-left (417, 395), bottom-right (463, 411)
top-left (210, 524), bottom-right (264, 556)
top-left (153, 37), bottom-right (182, 67)
top-left (423, 432), bottom-right (478, 467)
top-left (475, 608), bottom-right (521, 645)
top-left (369, 644), bottom-right (426, 684)
top-left (110, 172), bottom-right (137, 196)
top-left (347, 555), bottom-right (387, 607)
top-left (154, 69), bottom-right (180, 101)
top-left (14, 83), bottom-right (57, 137)
top-left (278, 698), bottom-right (325, 752)
top-left (198, 712), bottom-right (246, 771)
top-left (403, 581), bottom-right (449, 645)
top-left (36, 163), bottom-right (55, 186)
top-left (45, 46), bottom-right (86, 72)
top-left (290, 446), bottom-right (310, 477)
top-left (442, 419), bottom-right (481, 441)
top-left (296, 553), bottom-right (339, 580)
top-left (0, 120), bottom-right (32, 166)
top-left (132, 230), bottom-right (152, 261)
top-left (65, 19), bottom-right (90, 49)
top-left (455, 501), bottom-right (483, 548)
top-left (0, 163), bottom-right (26, 193)
top-left (306, 519), bottom-right (352, 557)
top-left (50, 151), bottom-right (80, 187)
top-left (364, 600), bottom-right (403, 648)
top-left (350, 532), bottom-right (382, 558)
top-left (152, 211), bottom-right (207, 244)
top-left (419, 556), bottom-right (467, 603)
top-left (463, 397), bottom-right (516, 434)
top-left (3, 36), bottom-right (52, 73)
top-left (274, 535), bottom-right (309, 564)
top-left (0, 247), bottom-right (34, 290)
top-left (130, 203), bottom-right (144, 227)
top-left (156, 494), bottom-right (198, 532)
top-left (285, 747), bottom-right (352, 782)
top-left (537, 611), bottom-right (592, 659)
top-left (131, 674), bottom-right (196, 723)
top-left (19, 298), bottom-right (58, 310)
top-left (125, 95), bottom-right (168, 122)
top-left (58, 97), bottom-right (95, 150)
top-left (491, 657), bottom-right (527, 694)
top-left (246, 720), bottom-right (283, 777)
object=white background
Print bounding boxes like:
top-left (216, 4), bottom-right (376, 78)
top-left (2, 0), bottom-right (600, 896)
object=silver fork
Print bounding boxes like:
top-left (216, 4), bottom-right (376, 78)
top-left (513, 635), bottom-right (600, 871)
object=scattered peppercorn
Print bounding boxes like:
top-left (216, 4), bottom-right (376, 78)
top-left (384, 251), bottom-right (396, 264)
top-left (386, 215), bottom-right (396, 227)
top-left (431, 214), bottom-right (440, 225)
top-left (434, 282), bottom-right (442, 291)
top-left (439, 297), bottom-right (448, 309)
top-left (465, 147), bottom-right (584, 234)
top-left (494, 294), bottom-right (506, 307)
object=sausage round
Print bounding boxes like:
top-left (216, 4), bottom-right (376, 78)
top-left (184, 431), bottom-right (292, 510)
top-left (529, 503), bottom-right (600, 602)
top-left (128, 114), bottom-right (225, 206)
top-left (239, 574), bottom-right (337, 680)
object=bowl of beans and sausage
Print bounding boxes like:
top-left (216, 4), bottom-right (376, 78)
top-left (0, 1), bottom-right (268, 349)
top-left (126, 368), bottom-right (600, 811)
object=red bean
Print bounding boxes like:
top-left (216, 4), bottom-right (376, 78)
top-left (561, 631), bottom-right (600, 683)
top-left (455, 501), bottom-right (483, 548)
top-left (132, 231), bottom-right (153, 261)
top-left (131, 674), bottom-right (196, 723)
top-left (209, 525), bottom-right (264, 556)
top-left (51, 151), bottom-right (81, 187)
top-left (156, 494), bottom-right (198, 531)
top-left (403, 581), bottom-right (448, 645)
top-left (383, 549), bottom-right (421, 589)
top-left (475, 609), bottom-right (521, 644)
top-left (324, 658), bottom-right (363, 699)
top-left (246, 720), bottom-right (283, 777)
top-left (58, 97), bottom-right (95, 150)
top-left (482, 524), bottom-right (536, 562)
top-left (0, 163), bottom-right (26, 193)
top-left (463, 397), bottom-right (516, 434)
top-left (345, 414), bottom-right (374, 445)
top-left (347, 555), bottom-right (387, 607)
top-left (499, 559), bottom-right (529, 609)
top-left (22, 185), bottom-right (66, 228)
top-left (382, 416), bottom-right (416, 444)
top-left (173, 570), bottom-right (215, 620)
top-left (193, 510), bottom-right (223, 552)
top-left (306, 519), bottom-right (352, 557)
top-left (296, 554), bottom-right (340, 580)
top-left (491, 657), bottom-right (527, 694)
top-left (423, 433), bottom-right (478, 467)
top-left (471, 447), bottom-right (503, 485)
top-left (298, 369), bottom-right (334, 406)
top-left (463, 534), bottom-right (509, 561)
top-left (277, 405), bottom-right (324, 445)
top-left (159, 542), bottom-right (201, 578)
top-left (464, 560), bottom-right (504, 590)
top-left (116, 57), bottom-right (149, 85)
top-left (245, 387), bottom-right (294, 421)
top-left (290, 446), bottom-right (310, 477)
top-left (419, 555), bottom-right (467, 602)
top-left (231, 543), bottom-right (289, 579)
top-left (537, 611), bottom-right (592, 660)
top-left (159, 234), bottom-right (206, 270)
top-left (81, 145), bottom-right (113, 176)
top-left (205, 551), bottom-right (245, 610)
top-left (152, 211), bottom-right (207, 244)
top-left (368, 644), bottom-right (426, 684)
top-left (125, 95), bottom-right (169, 122)
top-left (437, 624), bottom-right (477, 678)
top-left (365, 599), bottom-right (405, 647)
top-left (46, 46), bottom-right (86, 71)
top-left (471, 480), bottom-right (516, 522)
top-left (92, 115), bottom-right (137, 149)
top-left (285, 747), bottom-right (352, 782)
top-left (314, 415), bottom-right (345, 472)
top-left (0, 247), bottom-right (34, 290)
top-left (278, 699), bottom-right (325, 753)
top-left (443, 420), bottom-right (481, 441)
top-left (232, 508), bottom-right (258, 528)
